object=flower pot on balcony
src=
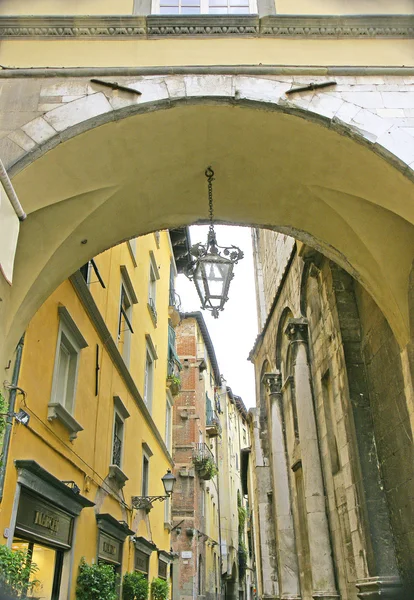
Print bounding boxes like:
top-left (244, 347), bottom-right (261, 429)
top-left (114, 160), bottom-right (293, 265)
top-left (167, 376), bottom-right (181, 396)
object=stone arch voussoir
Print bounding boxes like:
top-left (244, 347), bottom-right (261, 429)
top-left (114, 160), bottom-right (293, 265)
top-left (2, 74), bottom-right (414, 178)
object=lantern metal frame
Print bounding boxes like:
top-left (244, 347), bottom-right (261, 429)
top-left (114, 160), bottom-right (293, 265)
top-left (187, 167), bottom-right (244, 318)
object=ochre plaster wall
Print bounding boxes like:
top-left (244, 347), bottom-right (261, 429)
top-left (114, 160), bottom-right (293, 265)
top-left (1, 39), bottom-right (412, 68)
top-left (0, 232), bottom-right (174, 598)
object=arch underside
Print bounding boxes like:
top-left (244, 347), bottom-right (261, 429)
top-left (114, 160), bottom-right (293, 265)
top-left (4, 99), bottom-right (414, 358)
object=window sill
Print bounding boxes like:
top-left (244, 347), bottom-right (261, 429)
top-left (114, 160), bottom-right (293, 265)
top-left (48, 402), bottom-right (83, 441)
top-left (108, 464), bottom-right (129, 488)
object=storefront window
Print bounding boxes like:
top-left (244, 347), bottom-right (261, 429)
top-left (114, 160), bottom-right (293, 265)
top-left (12, 539), bottom-right (63, 600)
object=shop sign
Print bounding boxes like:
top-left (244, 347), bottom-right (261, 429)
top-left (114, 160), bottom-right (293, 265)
top-left (16, 490), bottom-right (73, 548)
top-left (98, 532), bottom-right (122, 565)
top-left (135, 549), bottom-right (149, 574)
top-left (158, 559), bottom-right (168, 580)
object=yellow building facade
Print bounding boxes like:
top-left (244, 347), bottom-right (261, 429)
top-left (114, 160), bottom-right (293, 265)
top-left (0, 231), bottom-right (181, 599)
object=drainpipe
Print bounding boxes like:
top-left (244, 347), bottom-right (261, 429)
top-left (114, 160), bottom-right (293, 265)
top-left (0, 158), bottom-right (26, 221)
top-left (0, 335), bottom-right (25, 501)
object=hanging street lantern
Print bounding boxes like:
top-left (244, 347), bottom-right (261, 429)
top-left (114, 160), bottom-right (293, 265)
top-left (187, 167), bottom-right (244, 318)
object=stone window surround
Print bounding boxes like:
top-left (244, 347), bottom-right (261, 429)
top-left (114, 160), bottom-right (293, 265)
top-left (134, 536), bottom-right (158, 558)
top-left (110, 395), bottom-right (130, 477)
top-left (48, 306), bottom-right (88, 441)
top-left (96, 512), bottom-right (134, 543)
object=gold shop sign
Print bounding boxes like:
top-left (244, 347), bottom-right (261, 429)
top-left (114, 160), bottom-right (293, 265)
top-left (15, 491), bottom-right (73, 548)
top-left (99, 532), bottom-right (122, 565)
top-left (34, 511), bottom-right (59, 534)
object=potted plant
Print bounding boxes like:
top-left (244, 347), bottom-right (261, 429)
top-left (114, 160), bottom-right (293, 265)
top-left (166, 375), bottom-right (181, 396)
top-left (0, 544), bottom-right (39, 598)
top-left (123, 571), bottom-right (149, 600)
top-left (151, 577), bottom-right (169, 600)
top-left (76, 558), bottom-right (118, 600)
top-left (192, 455), bottom-right (218, 480)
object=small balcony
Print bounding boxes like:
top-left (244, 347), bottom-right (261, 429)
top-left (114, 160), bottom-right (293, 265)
top-left (206, 409), bottom-right (222, 438)
top-left (193, 443), bottom-right (218, 480)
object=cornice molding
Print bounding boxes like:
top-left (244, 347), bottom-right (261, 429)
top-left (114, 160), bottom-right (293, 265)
top-left (0, 14), bottom-right (412, 39)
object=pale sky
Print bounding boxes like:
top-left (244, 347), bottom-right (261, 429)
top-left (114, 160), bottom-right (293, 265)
top-left (176, 225), bottom-right (258, 408)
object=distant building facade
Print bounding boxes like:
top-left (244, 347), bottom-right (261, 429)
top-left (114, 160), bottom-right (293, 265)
top-left (248, 230), bottom-right (414, 600)
top-left (172, 312), bottom-right (253, 600)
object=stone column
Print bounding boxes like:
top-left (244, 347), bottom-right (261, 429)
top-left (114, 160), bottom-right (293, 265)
top-left (285, 318), bottom-right (338, 600)
top-left (250, 408), bottom-right (279, 599)
top-left (263, 372), bottom-right (301, 600)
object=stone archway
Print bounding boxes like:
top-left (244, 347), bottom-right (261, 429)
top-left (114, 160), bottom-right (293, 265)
top-left (1, 73), bottom-right (414, 371)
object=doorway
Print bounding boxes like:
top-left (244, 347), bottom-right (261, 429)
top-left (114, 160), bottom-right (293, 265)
top-left (11, 539), bottom-right (63, 600)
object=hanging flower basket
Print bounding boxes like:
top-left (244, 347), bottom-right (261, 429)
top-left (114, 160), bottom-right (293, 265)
top-left (192, 456), bottom-right (218, 480)
top-left (167, 375), bottom-right (181, 396)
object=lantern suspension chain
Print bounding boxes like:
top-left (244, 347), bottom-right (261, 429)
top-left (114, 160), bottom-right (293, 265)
top-left (206, 166), bottom-right (216, 243)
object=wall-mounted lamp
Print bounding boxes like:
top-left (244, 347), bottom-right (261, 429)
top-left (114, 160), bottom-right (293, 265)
top-left (0, 409), bottom-right (30, 427)
top-left (14, 409), bottom-right (30, 426)
top-left (131, 470), bottom-right (176, 512)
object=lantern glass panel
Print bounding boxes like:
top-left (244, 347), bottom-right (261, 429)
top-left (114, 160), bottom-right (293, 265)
top-left (162, 471), bottom-right (176, 495)
top-left (194, 255), bottom-right (233, 309)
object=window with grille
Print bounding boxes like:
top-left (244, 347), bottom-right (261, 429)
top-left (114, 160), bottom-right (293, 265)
top-left (112, 413), bottom-right (124, 468)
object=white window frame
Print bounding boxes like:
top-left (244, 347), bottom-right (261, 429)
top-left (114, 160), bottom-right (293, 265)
top-left (144, 335), bottom-right (158, 412)
top-left (118, 266), bottom-right (138, 365)
top-left (127, 237), bottom-right (138, 267)
top-left (165, 392), bottom-right (173, 452)
top-left (152, 0), bottom-right (257, 15)
top-left (148, 251), bottom-right (160, 326)
top-left (48, 307), bottom-right (88, 440)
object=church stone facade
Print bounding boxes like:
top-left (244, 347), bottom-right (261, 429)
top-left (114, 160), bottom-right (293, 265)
top-left (248, 230), bottom-right (414, 600)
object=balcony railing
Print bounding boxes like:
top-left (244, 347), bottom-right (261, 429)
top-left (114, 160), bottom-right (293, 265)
top-left (206, 409), bottom-right (222, 437)
top-left (112, 434), bottom-right (122, 468)
top-left (169, 288), bottom-right (181, 311)
top-left (193, 442), bottom-right (215, 463)
top-left (148, 296), bottom-right (158, 325)
top-left (193, 443), bottom-right (218, 480)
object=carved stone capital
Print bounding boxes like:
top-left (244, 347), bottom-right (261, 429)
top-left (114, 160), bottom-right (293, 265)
top-left (285, 318), bottom-right (308, 343)
top-left (262, 372), bottom-right (282, 395)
